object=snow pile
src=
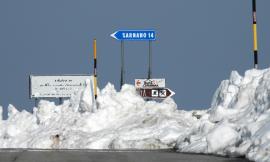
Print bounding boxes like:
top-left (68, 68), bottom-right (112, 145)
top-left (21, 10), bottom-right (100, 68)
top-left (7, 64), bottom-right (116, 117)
top-left (0, 83), bottom-right (197, 149)
top-left (1, 68), bottom-right (270, 161)
top-left (176, 69), bottom-right (270, 162)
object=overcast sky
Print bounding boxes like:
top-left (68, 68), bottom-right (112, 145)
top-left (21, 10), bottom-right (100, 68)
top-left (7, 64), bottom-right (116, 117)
top-left (0, 0), bottom-right (270, 119)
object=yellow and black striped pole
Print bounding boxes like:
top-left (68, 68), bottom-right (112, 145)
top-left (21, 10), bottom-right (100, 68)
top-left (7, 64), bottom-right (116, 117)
top-left (252, 0), bottom-right (258, 69)
top-left (93, 39), bottom-right (98, 100)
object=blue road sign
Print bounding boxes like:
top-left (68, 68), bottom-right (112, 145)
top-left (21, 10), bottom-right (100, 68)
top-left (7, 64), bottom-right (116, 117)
top-left (110, 30), bottom-right (156, 41)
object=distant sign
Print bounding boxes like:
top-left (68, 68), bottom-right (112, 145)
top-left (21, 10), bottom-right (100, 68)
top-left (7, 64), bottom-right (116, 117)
top-left (135, 79), bottom-right (165, 89)
top-left (139, 88), bottom-right (175, 99)
top-left (110, 30), bottom-right (156, 41)
top-left (29, 75), bottom-right (94, 98)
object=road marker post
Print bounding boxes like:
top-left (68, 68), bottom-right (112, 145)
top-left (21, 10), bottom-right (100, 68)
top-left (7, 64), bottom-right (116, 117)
top-left (252, 0), bottom-right (259, 69)
top-left (93, 39), bottom-right (98, 100)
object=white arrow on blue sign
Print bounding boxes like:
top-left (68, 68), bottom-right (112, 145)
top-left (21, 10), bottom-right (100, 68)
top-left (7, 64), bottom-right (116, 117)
top-left (110, 30), bottom-right (156, 41)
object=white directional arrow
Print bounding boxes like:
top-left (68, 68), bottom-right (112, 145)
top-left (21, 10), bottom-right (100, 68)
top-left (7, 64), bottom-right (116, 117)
top-left (167, 88), bottom-right (175, 97)
top-left (110, 32), bottom-right (118, 40)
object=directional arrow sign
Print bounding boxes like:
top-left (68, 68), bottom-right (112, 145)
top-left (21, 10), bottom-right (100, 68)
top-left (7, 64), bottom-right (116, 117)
top-left (111, 30), bottom-right (156, 41)
top-left (135, 78), bottom-right (165, 89)
top-left (138, 88), bottom-right (175, 99)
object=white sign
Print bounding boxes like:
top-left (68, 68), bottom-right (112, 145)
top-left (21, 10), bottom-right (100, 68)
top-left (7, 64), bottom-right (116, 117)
top-left (135, 78), bottom-right (165, 89)
top-left (30, 75), bottom-right (94, 98)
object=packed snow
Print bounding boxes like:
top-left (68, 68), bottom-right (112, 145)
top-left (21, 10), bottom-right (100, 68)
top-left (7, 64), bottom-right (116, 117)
top-left (1, 68), bottom-right (270, 162)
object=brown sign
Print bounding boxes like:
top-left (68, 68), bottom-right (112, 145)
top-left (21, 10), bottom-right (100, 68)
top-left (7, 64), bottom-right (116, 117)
top-left (138, 88), bottom-right (175, 99)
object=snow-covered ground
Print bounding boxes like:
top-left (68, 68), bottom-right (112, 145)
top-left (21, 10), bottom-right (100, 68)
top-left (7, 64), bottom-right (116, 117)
top-left (1, 68), bottom-right (270, 162)
top-left (177, 69), bottom-right (270, 162)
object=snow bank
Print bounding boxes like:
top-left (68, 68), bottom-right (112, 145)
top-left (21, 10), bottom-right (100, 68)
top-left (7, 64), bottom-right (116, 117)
top-left (176, 68), bottom-right (270, 162)
top-left (1, 68), bottom-right (270, 162)
top-left (0, 82), bottom-right (197, 149)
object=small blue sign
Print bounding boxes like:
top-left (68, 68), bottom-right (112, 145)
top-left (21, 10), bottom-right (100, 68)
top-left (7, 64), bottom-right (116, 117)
top-left (111, 30), bottom-right (156, 41)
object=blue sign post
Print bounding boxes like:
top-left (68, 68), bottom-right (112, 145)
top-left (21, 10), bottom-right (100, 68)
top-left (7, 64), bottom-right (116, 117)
top-left (110, 30), bottom-right (156, 41)
top-left (111, 30), bottom-right (156, 89)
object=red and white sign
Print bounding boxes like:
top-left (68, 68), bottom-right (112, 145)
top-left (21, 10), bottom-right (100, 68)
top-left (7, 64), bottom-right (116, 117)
top-left (135, 79), bottom-right (165, 89)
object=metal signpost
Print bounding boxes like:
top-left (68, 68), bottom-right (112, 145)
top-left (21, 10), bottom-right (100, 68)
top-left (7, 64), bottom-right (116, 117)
top-left (111, 30), bottom-right (156, 89)
top-left (120, 40), bottom-right (125, 88)
top-left (148, 40), bottom-right (152, 79)
top-left (29, 75), bottom-right (94, 106)
top-left (111, 30), bottom-right (174, 100)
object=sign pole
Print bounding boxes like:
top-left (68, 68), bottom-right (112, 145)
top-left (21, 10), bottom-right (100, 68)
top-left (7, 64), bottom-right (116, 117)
top-left (252, 0), bottom-right (259, 69)
top-left (59, 98), bottom-right (63, 105)
top-left (93, 39), bottom-right (98, 100)
top-left (148, 40), bottom-right (152, 79)
top-left (35, 98), bottom-right (38, 107)
top-left (111, 30), bottom-right (156, 89)
top-left (120, 40), bottom-right (125, 89)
